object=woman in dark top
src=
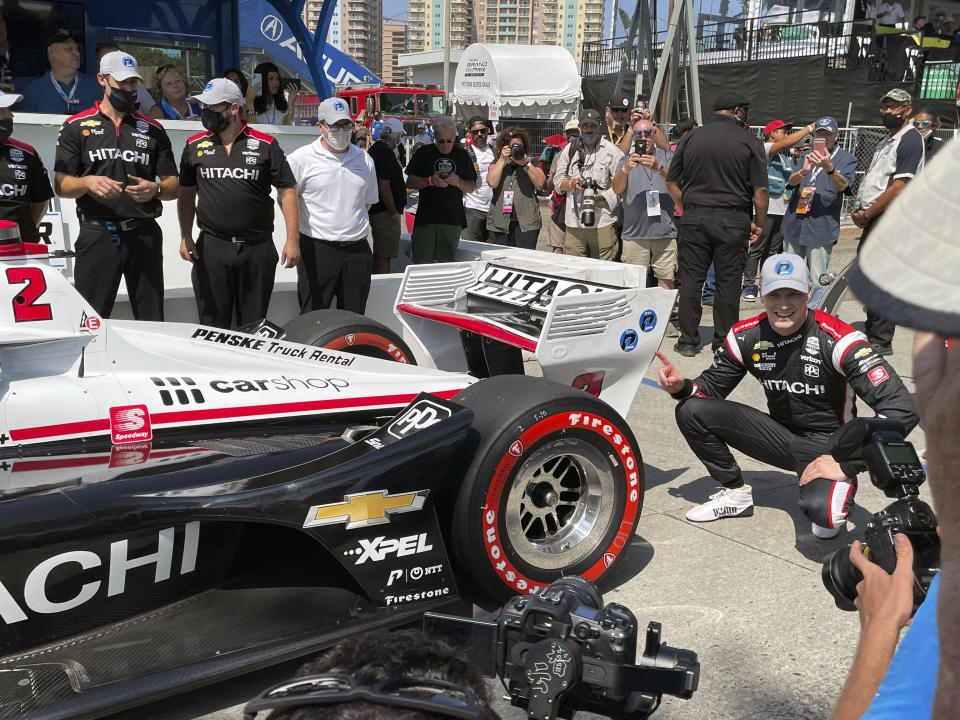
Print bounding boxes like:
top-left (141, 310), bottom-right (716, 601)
top-left (485, 126), bottom-right (546, 249)
top-left (252, 62), bottom-right (293, 125)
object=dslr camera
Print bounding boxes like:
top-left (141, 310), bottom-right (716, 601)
top-left (425, 576), bottom-right (699, 720)
top-left (510, 142), bottom-right (526, 161)
top-left (579, 177), bottom-right (599, 226)
top-left (822, 418), bottom-right (940, 613)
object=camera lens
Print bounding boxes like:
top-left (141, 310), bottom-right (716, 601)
top-left (542, 576), bottom-right (604, 609)
top-left (510, 143), bottom-right (524, 160)
top-left (821, 546), bottom-right (863, 611)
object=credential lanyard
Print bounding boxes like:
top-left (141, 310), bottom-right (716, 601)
top-left (49, 71), bottom-right (79, 110)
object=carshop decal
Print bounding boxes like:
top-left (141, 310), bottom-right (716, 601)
top-left (480, 412), bottom-right (640, 594)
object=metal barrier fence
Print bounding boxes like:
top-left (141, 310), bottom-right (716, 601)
top-left (582, 11), bottom-right (960, 83)
top-left (494, 117), bottom-right (566, 158)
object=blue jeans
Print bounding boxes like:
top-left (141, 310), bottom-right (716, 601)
top-left (782, 238), bottom-right (832, 308)
top-left (701, 262), bottom-right (716, 303)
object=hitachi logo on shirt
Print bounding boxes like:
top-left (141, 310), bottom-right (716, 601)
top-left (88, 148), bottom-right (151, 164)
top-left (199, 167), bottom-right (261, 180)
top-left (0, 183), bottom-right (27, 197)
top-left (761, 379), bottom-right (825, 395)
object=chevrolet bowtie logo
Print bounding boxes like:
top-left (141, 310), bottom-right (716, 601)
top-left (303, 489), bottom-right (429, 529)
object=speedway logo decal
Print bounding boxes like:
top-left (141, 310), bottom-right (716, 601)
top-left (190, 328), bottom-right (356, 367)
top-left (110, 405), bottom-right (152, 444)
top-left (303, 489), bottom-right (428, 530)
top-left (465, 264), bottom-right (613, 313)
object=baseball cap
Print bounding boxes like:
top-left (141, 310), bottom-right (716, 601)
top-left (814, 116), bottom-right (839, 133)
top-left (713, 92), bottom-right (750, 111)
top-left (763, 120), bottom-right (786, 137)
top-left (381, 118), bottom-right (404, 137)
top-left (578, 108), bottom-right (602, 125)
top-left (318, 97), bottom-right (352, 125)
top-left (608, 92), bottom-right (631, 110)
top-left (849, 136), bottom-right (960, 336)
top-left (190, 78), bottom-right (242, 106)
top-left (467, 114), bottom-right (490, 130)
top-left (47, 28), bottom-right (77, 47)
top-left (881, 88), bottom-right (912, 104)
top-left (760, 253), bottom-right (811, 295)
top-left (564, 117), bottom-right (580, 133)
top-left (0, 89), bottom-right (23, 108)
top-left (99, 51), bottom-right (143, 81)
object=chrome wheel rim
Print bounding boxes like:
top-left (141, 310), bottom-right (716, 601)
top-left (503, 437), bottom-right (614, 570)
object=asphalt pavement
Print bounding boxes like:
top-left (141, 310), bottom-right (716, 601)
top-left (105, 229), bottom-right (930, 720)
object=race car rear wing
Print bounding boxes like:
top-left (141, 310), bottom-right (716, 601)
top-left (394, 248), bottom-right (676, 417)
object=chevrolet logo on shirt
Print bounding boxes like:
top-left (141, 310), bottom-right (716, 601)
top-left (303, 489), bottom-right (428, 529)
top-left (197, 141), bottom-right (214, 148)
top-left (80, 119), bottom-right (101, 127)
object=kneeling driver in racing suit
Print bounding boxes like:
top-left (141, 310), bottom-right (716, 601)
top-left (656, 253), bottom-right (918, 538)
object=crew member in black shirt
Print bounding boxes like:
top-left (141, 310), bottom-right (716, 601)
top-left (178, 78), bottom-right (299, 329)
top-left (54, 51), bottom-right (179, 320)
top-left (368, 117), bottom-right (406, 274)
top-left (0, 90), bottom-right (53, 243)
top-left (666, 92), bottom-right (769, 357)
top-left (405, 116), bottom-right (477, 263)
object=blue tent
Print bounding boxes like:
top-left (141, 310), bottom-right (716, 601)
top-left (238, 0), bottom-right (381, 97)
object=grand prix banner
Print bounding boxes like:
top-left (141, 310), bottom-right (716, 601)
top-left (238, 0), bottom-right (381, 91)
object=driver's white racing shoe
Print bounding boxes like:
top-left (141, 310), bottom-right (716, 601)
top-left (685, 486), bottom-right (754, 522)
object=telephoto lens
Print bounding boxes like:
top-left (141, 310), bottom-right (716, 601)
top-left (579, 177), bottom-right (598, 226)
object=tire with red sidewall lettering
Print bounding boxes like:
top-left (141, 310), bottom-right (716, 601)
top-left (449, 375), bottom-right (643, 607)
top-left (281, 310), bottom-right (416, 364)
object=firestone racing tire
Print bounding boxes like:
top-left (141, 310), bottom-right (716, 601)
top-left (449, 375), bottom-right (644, 607)
top-left (281, 309), bottom-right (416, 364)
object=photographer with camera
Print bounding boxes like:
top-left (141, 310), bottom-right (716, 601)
top-left (484, 126), bottom-right (545, 249)
top-left (612, 117), bottom-right (679, 336)
top-left (244, 629), bottom-right (500, 719)
top-left (552, 108), bottom-right (624, 260)
top-left (655, 252), bottom-right (918, 536)
top-left (824, 140), bottom-right (960, 720)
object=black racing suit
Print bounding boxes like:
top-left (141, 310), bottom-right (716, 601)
top-left (671, 309), bottom-right (918, 528)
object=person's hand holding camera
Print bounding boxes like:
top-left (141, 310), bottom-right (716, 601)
top-left (623, 153), bottom-right (643, 171)
top-left (850, 533), bottom-right (915, 634)
top-left (444, 172), bottom-right (461, 188)
top-left (430, 172), bottom-right (450, 188)
top-left (638, 153), bottom-right (658, 170)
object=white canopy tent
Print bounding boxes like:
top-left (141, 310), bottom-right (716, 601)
top-left (452, 44), bottom-right (582, 121)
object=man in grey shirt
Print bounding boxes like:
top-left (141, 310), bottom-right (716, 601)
top-left (612, 117), bottom-right (679, 336)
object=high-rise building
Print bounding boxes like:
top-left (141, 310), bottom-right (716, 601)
top-left (304, 0), bottom-right (383, 78)
top-left (407, 0), bottom-right (476, 53)
top-left (473, 0), bottom-right (603, 63)
top-left (382, 21), bottom-right (408, 84)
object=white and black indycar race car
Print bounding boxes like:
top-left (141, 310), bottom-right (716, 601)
top-left (0, 228), bottom-right (673, 719)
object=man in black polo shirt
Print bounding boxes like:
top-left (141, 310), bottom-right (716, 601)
top-left (666, 92), bottom-right (768, 357)
top-left (368, 117), bottom-right (406, 274)
top-left (0, 90), bottom-right (54, 243)
top-left (54, 51), bottom-right (179, 320)
top-left (178, 78), bottom-right (299, 329)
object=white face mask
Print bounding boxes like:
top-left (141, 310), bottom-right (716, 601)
top-left (325, 126), bottom-right (352, 151)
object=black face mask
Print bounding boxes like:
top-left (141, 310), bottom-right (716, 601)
top-left (107, 85), bottom-right (137, 113)
top-left (881, 110), bottom-right (905, 129)
top-left (0, 118), bottom-right (12, 144)
top-left (201, 108), bottom-right (229, 133)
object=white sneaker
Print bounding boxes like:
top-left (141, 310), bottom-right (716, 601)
top-left (685, 487), bottom-right (754, 522)
top-left (812, 522), bottom-right (841, 539)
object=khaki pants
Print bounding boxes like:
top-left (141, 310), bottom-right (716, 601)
top-left (563, 224), bottom-right (619, 261)
top-left (622, 236), bottom-right (678, 279)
